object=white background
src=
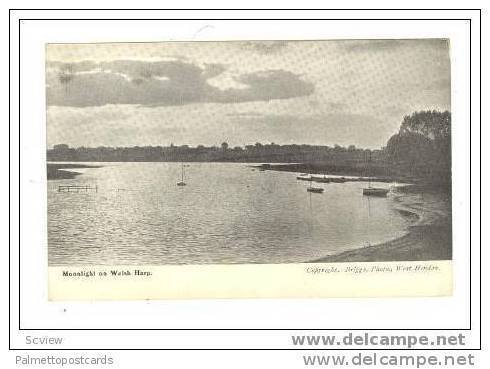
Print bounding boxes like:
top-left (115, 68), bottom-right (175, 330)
top-left (3, 4), bottom-right (486, 369)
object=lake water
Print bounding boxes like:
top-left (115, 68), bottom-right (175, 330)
top-left (47, 162), bottom-right (412, 266)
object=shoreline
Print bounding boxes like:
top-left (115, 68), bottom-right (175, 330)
top-left (311, 189), bottom-right (452, 263)
top-left (47, 163), bottom-right (101, 180)
top-left (255, 162), bottom-right (413, 184)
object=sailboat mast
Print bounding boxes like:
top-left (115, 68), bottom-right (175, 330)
top-left (368, 151), bottom-right (372, 188)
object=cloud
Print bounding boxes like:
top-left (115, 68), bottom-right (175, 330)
top-left (340, 39), bottom-right (449, 54)
top-left (340, 40), bottom-right (405, 53)
top-left (226, 112), bottom-right (263, 117)
top-left (46, 59), bottom-right (313, 107)
top-left (216, 70), bottom-right (314, 103)
top-left (241, 41), bottom-right (289, 54)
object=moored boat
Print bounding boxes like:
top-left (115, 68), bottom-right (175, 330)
top-left (313, 176), bottom-right (331, 183)
top-left (307, 187), bottom-right (324, 193)
top-left (177, 162), bottom-right (187, 186)
top-left (330, 177), bottom-right (346, 183)
top-left (363, 187), bottom-right (389, 196)
top-left (297, 175), bottom-right (312, 181)
top-left (362, 152), bottom-right (389, 196)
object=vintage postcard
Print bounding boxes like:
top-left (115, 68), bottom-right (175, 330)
top-left (46, 40), bottom-right (452, 300)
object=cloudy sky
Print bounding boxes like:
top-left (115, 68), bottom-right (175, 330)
top-left (46, 39), bottom-right (450, 149)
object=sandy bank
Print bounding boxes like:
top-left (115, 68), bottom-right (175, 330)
top-left (312, 189), bottom-right (452, 262)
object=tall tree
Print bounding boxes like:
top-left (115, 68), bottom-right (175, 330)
top-left (386, 110), bottom-right (451, 186)
top-left (399, 110), bottom-right (451, 141)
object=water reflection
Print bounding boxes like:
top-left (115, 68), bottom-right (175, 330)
top-left (47, 162), bottom-right (411, 265)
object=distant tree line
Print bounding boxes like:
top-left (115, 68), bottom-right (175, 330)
top-left (48, 142), bottom-right (381, 165)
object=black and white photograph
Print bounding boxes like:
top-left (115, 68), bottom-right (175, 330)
top-left (9, 5), bottom-right (485, 359)
top-left (46, 39), bottom-right (452, 267)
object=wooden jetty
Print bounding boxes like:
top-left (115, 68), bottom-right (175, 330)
top-left (58, 185), bottom-right (98, 193)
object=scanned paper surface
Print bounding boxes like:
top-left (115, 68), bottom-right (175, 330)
top-left (46, 40), bottom-right (452, 299)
